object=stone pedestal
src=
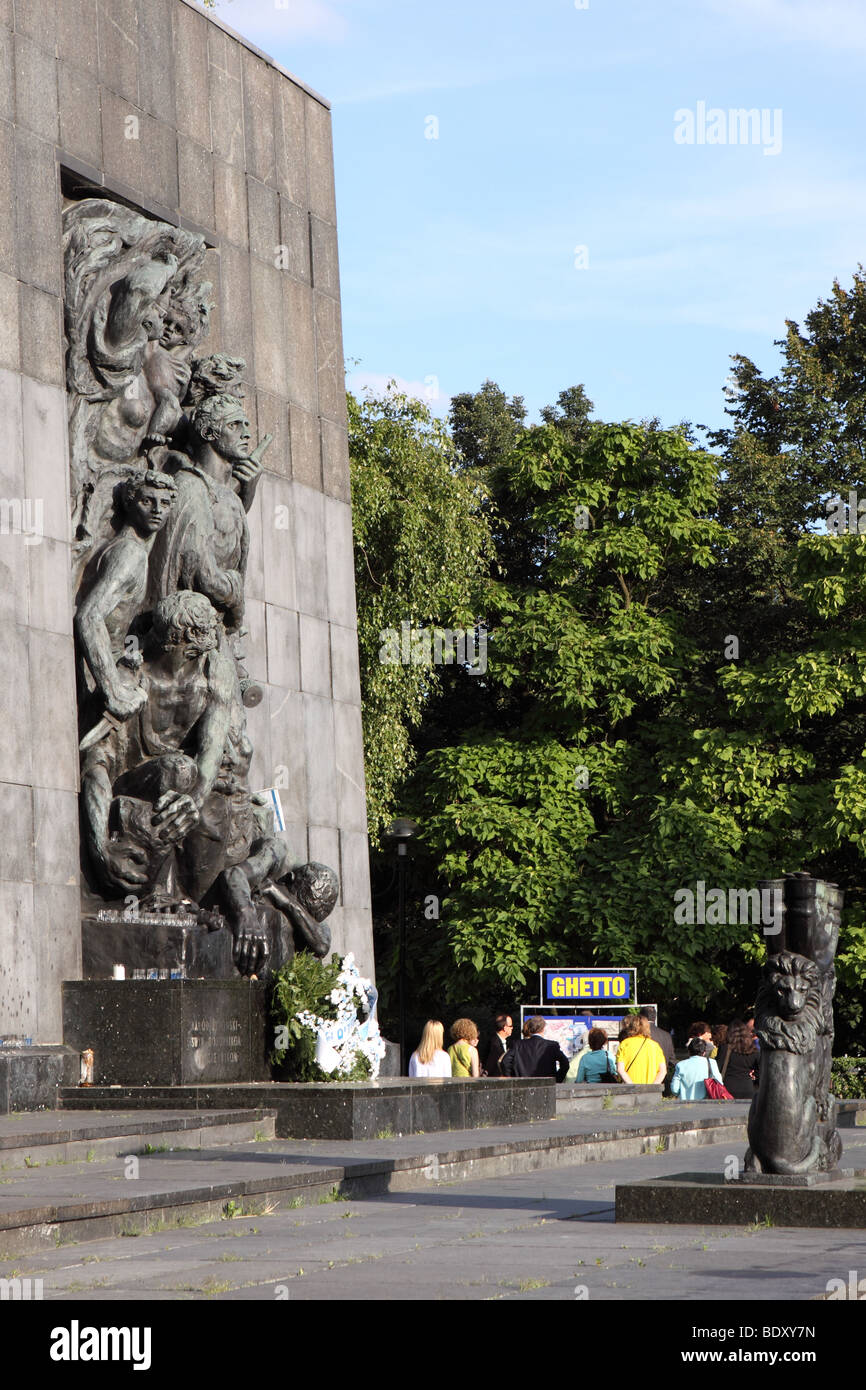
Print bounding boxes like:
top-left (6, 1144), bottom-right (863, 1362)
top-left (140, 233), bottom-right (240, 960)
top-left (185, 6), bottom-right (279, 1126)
top-left (62, 981), bottom-right (271, 1087)
top-left (615, 1168), bottom-right (866, 1228)
top-left (82, 915), bottom-right (236, 981)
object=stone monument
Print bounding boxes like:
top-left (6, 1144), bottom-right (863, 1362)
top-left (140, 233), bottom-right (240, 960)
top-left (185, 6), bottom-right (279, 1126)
top-left (0, 0), bottom-right (373, 1096)
top-left (615, 870), bottom-right (859, 1227)
top-left (746, 872), bottom-right (842, 1174)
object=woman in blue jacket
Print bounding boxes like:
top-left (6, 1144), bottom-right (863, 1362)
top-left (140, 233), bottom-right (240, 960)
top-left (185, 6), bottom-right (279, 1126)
top-left (670, 1037), bottom-right (723, 1100)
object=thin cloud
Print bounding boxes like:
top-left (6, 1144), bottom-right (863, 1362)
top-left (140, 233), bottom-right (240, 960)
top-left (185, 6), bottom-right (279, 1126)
top-left (708, 0), bottom-right (866, 52)
top-left (346, 370), bottom-right (449, 414)
top-left (201, 0), bottom-right (351, 44)
top-left (333, 47), bottom-right (654, 105)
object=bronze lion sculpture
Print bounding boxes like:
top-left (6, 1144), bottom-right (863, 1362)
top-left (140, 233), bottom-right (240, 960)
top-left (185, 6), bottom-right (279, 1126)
top-left (745, 951), bottom-right (838, 1174)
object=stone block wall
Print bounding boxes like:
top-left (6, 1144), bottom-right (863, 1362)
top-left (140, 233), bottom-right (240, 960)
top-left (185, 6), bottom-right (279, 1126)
top-left (0, 0), bottom-right (373, 1041)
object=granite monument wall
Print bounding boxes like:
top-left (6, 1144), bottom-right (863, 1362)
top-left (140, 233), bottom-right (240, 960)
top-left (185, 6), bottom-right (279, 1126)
top-left (0, 0), bottom-right (373, 1041)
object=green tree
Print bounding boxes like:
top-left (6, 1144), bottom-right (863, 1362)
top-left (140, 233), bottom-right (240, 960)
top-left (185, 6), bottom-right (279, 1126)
top-left (369, 281), bottom-right (866, 1047)
top-left (449, 379), bottom-right (526, 472)
top-left (711, 267), bottom-right (866, 533)
top-left (406, 421), bottom-right (752, 1010)
top-left (348, 386), bottom-right (492, 836)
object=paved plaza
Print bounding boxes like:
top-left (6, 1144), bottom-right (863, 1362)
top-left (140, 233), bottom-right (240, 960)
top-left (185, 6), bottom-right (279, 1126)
top-left (2, 1124), bottom-right (863, 1302)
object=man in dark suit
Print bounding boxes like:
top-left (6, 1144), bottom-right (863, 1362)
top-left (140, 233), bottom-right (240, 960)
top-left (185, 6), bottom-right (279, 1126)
top-left (483, 1013), bottom-right (513, 1076)
top-left (500, 1016), bottom-right (569, 1081)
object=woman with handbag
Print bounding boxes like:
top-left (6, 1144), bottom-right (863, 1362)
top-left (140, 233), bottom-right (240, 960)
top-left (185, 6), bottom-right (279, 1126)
top-left (671, 1037), bottom-right (729, 1099)
top-left (616, 1014), bottom-right (667, 1085)
top-left (574, 1028), bottom-right (619, 1083)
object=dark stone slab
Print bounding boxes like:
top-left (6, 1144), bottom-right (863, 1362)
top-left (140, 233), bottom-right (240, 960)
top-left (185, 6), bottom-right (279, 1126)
top-left (58, 1077), bottom-right (555, 1139)
top-left (0, 1046), bottom-right (79, 1113)
top-left (378, 1039), bottom-right (401, 1077)
top-left (411, 1080), bottom-right (467, 1135)
top-left (616, 1170), bottom-right (866, 1227)
top-left (351, 1093), bottom-right (414, 1142)
top-left (81, 914), bottom-right (236, 980)
top-left (62, 981), bottom-right (271, 1086)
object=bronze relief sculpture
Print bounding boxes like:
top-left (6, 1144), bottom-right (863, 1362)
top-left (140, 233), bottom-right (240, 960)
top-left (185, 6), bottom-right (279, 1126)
top-left (66, 198), bottom-right (334, 977)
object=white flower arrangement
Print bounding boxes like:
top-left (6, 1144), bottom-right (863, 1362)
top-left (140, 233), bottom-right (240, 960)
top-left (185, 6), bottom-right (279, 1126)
top-left (296, 954), bottom-right (386, 1079)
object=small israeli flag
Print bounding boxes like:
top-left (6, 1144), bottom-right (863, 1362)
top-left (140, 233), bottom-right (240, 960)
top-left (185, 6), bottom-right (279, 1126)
top-left (266, 787), bottom-right (285, 833)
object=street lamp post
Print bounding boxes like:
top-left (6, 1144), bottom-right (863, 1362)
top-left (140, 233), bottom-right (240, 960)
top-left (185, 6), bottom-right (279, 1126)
top-left (383, 817), bottom-right (418, 1074)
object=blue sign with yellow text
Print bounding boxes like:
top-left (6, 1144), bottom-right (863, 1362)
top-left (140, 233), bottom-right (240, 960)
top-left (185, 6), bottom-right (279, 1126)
top-left (540, 967), bottom-right (636, 1004)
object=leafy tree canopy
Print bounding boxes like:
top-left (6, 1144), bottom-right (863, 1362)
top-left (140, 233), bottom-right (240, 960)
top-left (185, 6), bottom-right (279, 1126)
top-left (354, 279), bottom-right (866, 1047)
top-left (348, 386), bottom-right (492, 836)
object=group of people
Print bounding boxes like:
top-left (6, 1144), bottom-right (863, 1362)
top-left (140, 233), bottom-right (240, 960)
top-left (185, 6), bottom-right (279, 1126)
top-left (408, 1013), bottom-right (570, 1080)
top-left (407, 1008), bottom-right (761, 1101)
top-left (568, 1010), bottom-right (760, 1099)
top-left (668, 1017), bottom-right (760, 1101)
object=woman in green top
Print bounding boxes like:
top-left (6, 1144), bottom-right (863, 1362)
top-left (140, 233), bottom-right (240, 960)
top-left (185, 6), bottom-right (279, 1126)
top-left (448, 1018), bottom-right (481, 1077)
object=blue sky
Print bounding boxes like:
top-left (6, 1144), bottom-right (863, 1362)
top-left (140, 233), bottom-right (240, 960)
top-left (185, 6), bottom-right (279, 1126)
top-left (206, 0), bottom-right (866, 433)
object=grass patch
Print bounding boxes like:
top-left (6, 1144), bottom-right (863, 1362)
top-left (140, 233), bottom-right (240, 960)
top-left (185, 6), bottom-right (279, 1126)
top-left (747, 1213), bottom-right (774, 1230)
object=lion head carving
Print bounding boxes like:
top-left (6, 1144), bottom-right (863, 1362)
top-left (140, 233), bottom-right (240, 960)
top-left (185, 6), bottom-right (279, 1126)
top-left (755, 952), bottom-right (823, 1055)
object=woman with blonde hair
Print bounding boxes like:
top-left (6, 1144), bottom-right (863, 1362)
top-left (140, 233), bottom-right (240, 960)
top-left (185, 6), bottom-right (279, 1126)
top-left (616, 1012), bottom-right (666, 1086)
top-left (408, 1020), bottom-right (452, 1077)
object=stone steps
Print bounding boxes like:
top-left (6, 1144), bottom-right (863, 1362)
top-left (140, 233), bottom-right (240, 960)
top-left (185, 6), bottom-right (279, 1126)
top-left (58, 1077), bottom-right (556, 1139)
top-left (0, 1105), bottom-right (749, 1257)
top-left (0, 1108), bottom-right (276, 1171)
top-left (557, 1084), bottom-right (665, 1113)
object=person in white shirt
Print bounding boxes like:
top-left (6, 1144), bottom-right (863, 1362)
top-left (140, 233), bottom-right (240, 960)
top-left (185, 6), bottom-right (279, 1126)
top-left (408, 1020), bottom-right (452, 1078)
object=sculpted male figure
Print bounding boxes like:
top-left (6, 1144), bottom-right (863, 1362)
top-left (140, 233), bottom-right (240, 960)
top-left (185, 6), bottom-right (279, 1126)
top-left (76, 471), bottom-right (177, 721)
top-left (215, 796), bottom-right (336, 975)
top-left (148, 389), bottom-right (271, 634)
top-left (81, 591), bottom-right (233, 898)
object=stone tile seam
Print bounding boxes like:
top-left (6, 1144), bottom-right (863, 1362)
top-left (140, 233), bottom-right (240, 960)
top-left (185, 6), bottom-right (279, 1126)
top-left (2, 1), bottom-right (330, 112)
